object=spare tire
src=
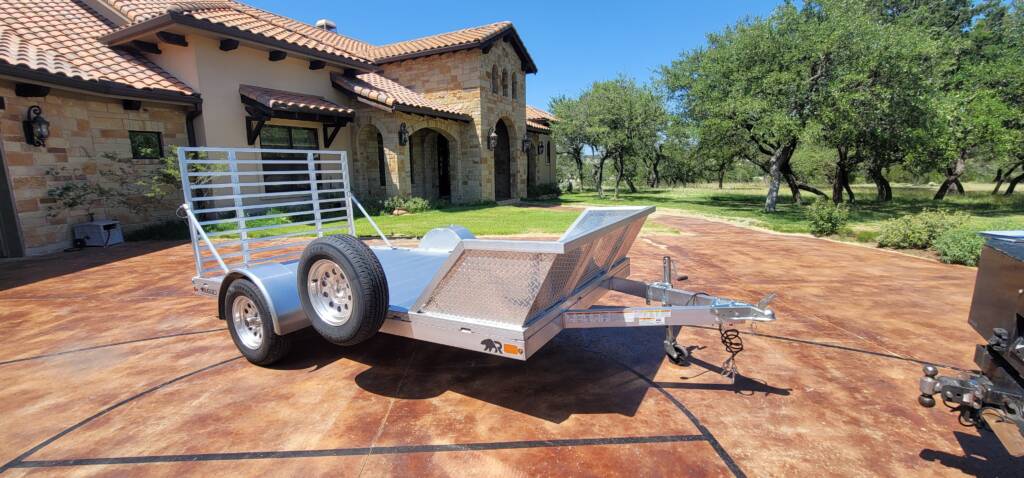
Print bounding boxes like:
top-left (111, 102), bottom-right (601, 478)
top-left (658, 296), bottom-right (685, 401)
top-left (297, 234), bottom-right (389, 345)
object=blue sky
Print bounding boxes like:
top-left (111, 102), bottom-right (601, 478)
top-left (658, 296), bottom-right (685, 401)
top-left (247, 0), bottom-right (782, 110)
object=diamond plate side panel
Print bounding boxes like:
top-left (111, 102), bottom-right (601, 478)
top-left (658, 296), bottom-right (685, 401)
top-left (420, 250), bottom-right (556, 326)
top-left (526, 247), bottom-right (584, 319)
top-left (575, 224), bottom-right (627, 286)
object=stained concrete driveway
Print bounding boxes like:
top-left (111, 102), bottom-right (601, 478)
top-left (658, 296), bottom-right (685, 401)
top-left (0, 212), bottom-right (1016, 477)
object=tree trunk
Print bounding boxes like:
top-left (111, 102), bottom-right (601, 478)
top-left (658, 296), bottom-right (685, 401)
top-left (781, 159), bottom-right (827, 201)
top-left (843, 178), bottom-right (856, 204)
top-left (934, 152), bottom-right (967, 200)
top-left (613, 154), bottom-right (623, 200)
top-left (718, 168), bottom-right (725, 189)
top-left (648, 154), bottom-right (662, 188)
top-left (765, 159), bottom-right (783, 212)
top-left (869, 164), bottom-right (892, 202)
top-left (594, 154), bottom-right (607, 198)
top-left (625, 175), bottom-right (638, 194)
top-left (833, 147), bottom-right (847, 204)
top-left (1005, 172), bottom-right (1024, 195)
top-left (797, 183), bottom-right (829, 198)
top-left (572, 148), bottom-right (585, 192)
top-left (994, 164), bottom-right (1020, 194)
top-left (764, 140), bottom-right (797, 212)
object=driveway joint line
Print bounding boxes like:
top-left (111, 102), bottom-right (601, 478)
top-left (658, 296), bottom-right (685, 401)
top-left (0, 328), bottom-right (226, 366)
top-left (0, 356), bottom-right (242, 474)
top-left (7, 434), bottom-right (709, 468)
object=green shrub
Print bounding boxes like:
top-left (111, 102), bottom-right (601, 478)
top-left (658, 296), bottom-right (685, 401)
top-left (245, 207), bottom-right (293, 228)
top-left (382, 196), bottom-right (434, 214)
top-left (806, 200), bottom-right (849, 237)
top-left (934, 228), bottom-right (984, 266)
top-left (528, 182), bottom-right (561, 198)
top-left (855, 230), bottom-right (880, 243)
top-left (877, 209), bottom-right (969, 249)
top-left (125, 220), bottom-right (190, 241)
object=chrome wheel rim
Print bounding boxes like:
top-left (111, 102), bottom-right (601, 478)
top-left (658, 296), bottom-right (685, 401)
top-left (231, 295), bottom-right (263, 350)
top-left (308, 259), bottom-right (354, 326)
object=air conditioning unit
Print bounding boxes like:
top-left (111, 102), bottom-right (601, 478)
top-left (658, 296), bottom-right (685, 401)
top-left (72, 220), bottom-right (124, 247)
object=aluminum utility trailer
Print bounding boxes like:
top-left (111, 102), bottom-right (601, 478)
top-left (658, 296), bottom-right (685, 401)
top-left (178, 147), bottom-right (777, 367)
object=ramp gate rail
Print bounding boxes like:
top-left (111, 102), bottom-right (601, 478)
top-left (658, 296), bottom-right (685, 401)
top-left (176, 147), bottom-right (389, 278)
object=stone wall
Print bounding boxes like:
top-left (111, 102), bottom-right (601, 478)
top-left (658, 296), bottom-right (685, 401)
top-left (349, 105), bottom-right (473, 203)
top-left (479, 41), bottom-right (528, 200)
top-left (0, 80), bottom-right (189, 255)
top-left (380, 40), bottom-right (529, 202)
top-left (378, 49), bottom-right (482, 116)
top-left (527, 131), bottom-right (556, 190)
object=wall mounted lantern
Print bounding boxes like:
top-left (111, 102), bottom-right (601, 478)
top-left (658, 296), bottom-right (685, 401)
top-left (398, 123), bottom-right (409, 146)
top-left (521, 138), bottom-right (532, 153)
top-left (487, 128), bottom-right (498, 150)
top-left (23, 105), bottom-right (50, 147)
top-left (537, 142), bottom-right (545, 156)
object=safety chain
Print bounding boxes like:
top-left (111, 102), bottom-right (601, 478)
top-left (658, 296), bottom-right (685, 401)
top-left (719, 324), bottom-right (744, 383)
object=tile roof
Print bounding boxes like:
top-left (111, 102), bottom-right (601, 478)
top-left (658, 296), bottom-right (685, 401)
top-left (0, 0), bottom-right (194, 96)
top-left (239, 83), bottom-right (352, 116)
top-left (363, 22), bottom-right (511, 62)
top-left (0, 26), bottom-right (93, 81)
top-left (102, 3), bottom-right (532, 72)
top-left (527, 119), bottom-right (551, 133)
top-left (526, 105), bottom-right (554, 132)
top-left (0, 0), bottom-right (534, 108)
top-left (331, 72), bottom-right (471, 122)
top-left (526, 105), bottom-right (555, 123)
top-left (102, 0), bottom-right (376, 67)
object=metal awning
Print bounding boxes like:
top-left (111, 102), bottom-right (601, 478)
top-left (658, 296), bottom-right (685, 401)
top-left (239, 84), bottom-right (354, 146)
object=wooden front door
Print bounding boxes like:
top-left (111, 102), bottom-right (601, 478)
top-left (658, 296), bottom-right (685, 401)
top-left (437, 135), bottom-right (451, 199)
top-left (494, 121), bottom-right (511, 201)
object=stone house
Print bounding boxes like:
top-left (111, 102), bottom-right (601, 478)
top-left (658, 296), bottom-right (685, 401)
top-left (0, 0), bottom-right (556, 257)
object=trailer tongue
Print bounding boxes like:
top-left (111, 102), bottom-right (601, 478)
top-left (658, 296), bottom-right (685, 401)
top-left (178, 147), bottom-right (777, 368)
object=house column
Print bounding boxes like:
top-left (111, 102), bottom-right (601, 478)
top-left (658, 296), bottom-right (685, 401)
top-left (366, 119), bottom-right (404, 197)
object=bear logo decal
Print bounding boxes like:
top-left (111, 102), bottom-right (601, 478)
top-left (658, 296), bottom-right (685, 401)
top-left (481, 338), bottom-right (502, 353)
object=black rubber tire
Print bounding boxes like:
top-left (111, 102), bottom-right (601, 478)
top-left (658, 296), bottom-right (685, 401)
top-left (223, 279), bottom-right (292, 366)
top-left (297, 234), bottom-right (389, 346)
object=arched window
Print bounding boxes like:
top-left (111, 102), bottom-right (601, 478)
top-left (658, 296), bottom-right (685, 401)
top-left (376, 132), bottom-right (386, 187)
top-left (491, 65), bottom-right (499, 94)
top-left (511, 73), bottom-right (518, 99)
top-left (501, 69), bottom-right (508, 97)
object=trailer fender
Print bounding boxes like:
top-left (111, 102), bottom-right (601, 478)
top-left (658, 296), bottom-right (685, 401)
top-left (218, 263), bottom-right (309, 335)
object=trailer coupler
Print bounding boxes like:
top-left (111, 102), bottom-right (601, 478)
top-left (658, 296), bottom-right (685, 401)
top-left (562, 256), bottom-right (777, 380)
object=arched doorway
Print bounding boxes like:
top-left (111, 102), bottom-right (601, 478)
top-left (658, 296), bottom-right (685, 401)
top-left (493, 120), bottom-right (512, 201)
top-left (409, 128), bottom-right (454, 200)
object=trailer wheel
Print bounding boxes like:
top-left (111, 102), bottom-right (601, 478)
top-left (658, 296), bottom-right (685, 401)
top-left (298, 234), bottom-right (389, 346)
top-left (224, 279), bottom-right (292, 366)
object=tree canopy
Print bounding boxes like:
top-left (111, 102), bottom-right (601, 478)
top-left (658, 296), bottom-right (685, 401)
top-left (550, 0), bottom-right (1024, 209)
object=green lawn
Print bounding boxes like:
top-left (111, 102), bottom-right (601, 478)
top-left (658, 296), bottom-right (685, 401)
top-left (538, 183), bottom-right (1024, 241)
top-left (198, 182), bottom-right (1019, 244)
top-left (236, 204), bottom-right (579, 239)
top-left (225, 202), bottom-right (679, 240)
